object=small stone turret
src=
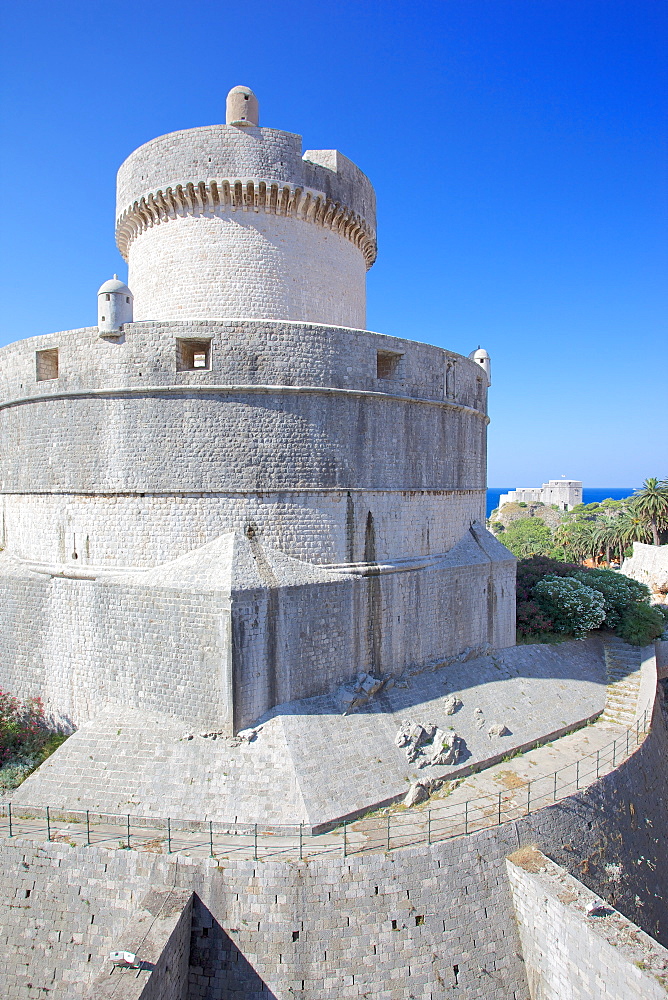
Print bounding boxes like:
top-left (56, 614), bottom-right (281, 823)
top-left (97, 275), bottom-right (133, 335)
top-left (469, 346), bottom-right (491, 385)
top-left (226, 85), bottom-right (259, 126)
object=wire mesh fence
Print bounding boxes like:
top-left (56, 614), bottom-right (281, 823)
top-left (0, 709), bottom-right (650, 861)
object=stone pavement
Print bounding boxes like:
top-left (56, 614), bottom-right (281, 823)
top-left (0, 636), bottom-right (647, 863)
top-left (8, 639), bottom-right (608, 829)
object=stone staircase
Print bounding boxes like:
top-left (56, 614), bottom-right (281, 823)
top-left (600, 636), bottom-right (642, 726)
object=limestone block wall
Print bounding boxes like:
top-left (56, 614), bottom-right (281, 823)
top-left (622, 542), bottom-right (668, 602)
top-left (0, 321), bottom-right (488, 568)
top-left (115, 124), bottom-right (376, 327)
top-left (126, 211), bottom-right (367, 328)
top-left (2, 693), bottom-right (667, 1000)
top-left (231, 527), bottom-right (515, 732)
top-left (0, 570), bottom-right (232, 731)
top-left (0, 525), bottom-right (514, 733)
top-left (507, 849), bottom-right (668, 1000)
top-left (1, 489), bottom-right (484, 570)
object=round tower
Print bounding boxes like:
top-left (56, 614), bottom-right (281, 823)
top-left (115, 86), bottom-right (377, 329)
top-left (97, 275), bottom-right (133, 335)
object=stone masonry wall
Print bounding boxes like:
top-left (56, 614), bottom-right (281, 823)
top-left (507, 849), bottom-right (668, 1000)
top-left (115, 123), bottom-right (375, 327)
top-left (2, 690), bottom-right (667, 1000)
top-left (0, 320), bottom-right (488, 568)
top-left (0, 572), bottom-right (231, 731)
top-left (1, 489), bottom-right (485, 569)
top-left (0, 526), bottom-right (515, 732)
top-left (127, 210), bottom-right (367, 328)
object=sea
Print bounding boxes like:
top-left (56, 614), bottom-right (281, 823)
top-left (486, 487), bottom-right (635, 519)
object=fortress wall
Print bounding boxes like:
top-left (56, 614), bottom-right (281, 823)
top-left (0, 536), bottom-right (513, 732)
top-left (127, 212), bottom-right (367, 328)
top-left (0, 392), bottom-right (486, 494)
top-left (0, 321), bottom-right (488, 568)
top-left (0, 573), bottom-right (231, 731)
top-left (232, 550), bottom-right (515, 730)
top-left (1, 491), bottom-right (485, 569)
top-left (507, 851), bottom-right (668, 1000)
top-left (0, 322), bottom-right (483, 410)
top-left (2, 694), bottom-right (667, 1000)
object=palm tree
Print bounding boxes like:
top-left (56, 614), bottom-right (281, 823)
top-left (631, 478), bottom-right (668, 546)
top-left (616, 510), bottom-right (652, 554)
top-left (554, 520), bottom-right (597, 564)
top-left (592, 516), bottom-right (619, 566)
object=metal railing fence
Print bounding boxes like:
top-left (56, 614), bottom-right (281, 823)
top-left (0, 709), bottom-right (651, 861)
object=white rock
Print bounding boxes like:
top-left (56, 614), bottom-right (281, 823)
top-left (443, 695), bottom-right (462, 715)
top-left (487, 723), bottom-right (510, 738)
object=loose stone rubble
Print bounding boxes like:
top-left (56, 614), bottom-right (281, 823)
top-left (488, 723), bottom-right (511, 738)
top-left (336, 672), bottom-right (385, 713)
top-left (443, 694), bottom-right (462, 715)
top-left (182, 727), bottom-right (260, 746)
top-left (395, 719), bottom-right (465, 768)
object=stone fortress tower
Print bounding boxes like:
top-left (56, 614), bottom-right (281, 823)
top-left (0, 86), bottom-right (515, 737)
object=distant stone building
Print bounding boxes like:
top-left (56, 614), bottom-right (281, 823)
top-left (499, 479), bottom-right (582, 512)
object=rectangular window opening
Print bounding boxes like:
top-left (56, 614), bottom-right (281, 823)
top-left (376, 350), bottom-right (403, 380)
top-left (36, 348), bottom-right (59, 381)
top-left (176, 339), bottom-right (212, 372)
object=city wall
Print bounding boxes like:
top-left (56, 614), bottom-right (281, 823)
top-left (1, 667), bottom-right (666, 1000)
top-left (0, 320), bottom-right (488, 568)
top-left (0, 525), bottom-right (515, 732)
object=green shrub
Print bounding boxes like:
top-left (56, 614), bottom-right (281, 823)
top-left (568, 569), bottom-right (651, 630)
top-left (533, 576), bottom-right (606, 638)
top-left (617, 603), bottom-right (667, 646)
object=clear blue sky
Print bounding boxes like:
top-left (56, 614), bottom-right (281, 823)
top-left (0, 0), bottom-right (665, 487)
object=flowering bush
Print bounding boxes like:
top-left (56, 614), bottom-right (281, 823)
top-left (0, 691), bottom-right (68, 790)
top-left (533, 576), bottom-right (606, 638)
top-left (568, 569), bottom-right (651, 630)
top-left (515, 557), bottom-right (582, 638)
top-left (0, 691), bottom-right (47, 764)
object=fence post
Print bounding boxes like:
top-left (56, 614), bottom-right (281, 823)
top-left (553, 770), bottom-right (558, 802)
top-left (464, 799), bottom-right (468, 836)
top-left (526, 782), bottom-right (531, 816)
top-left (299, 823), bottom-right (303, 861)
top-left (46, 806), bottom-right (51, 842)
top-left (427, 809), bottom-right (431, 846)
top-left (254, 823), bottom-right (258, 862)
top-left (612, 740), bottom-right (616, 767)
top-left (636, 719), bottom-right (640, 745)
top-left (86, 810), bottom-right (90, 847)
top-left (387, 812), bottom-right (391, 851)
top-left (576, 761), bottom-right (579, 790)
top-left (596, 749), bottom-right (600, 779)
top-left (167, 818), bottom-right (171, 855)
top-left (626, 729), bottom-right (629, 756)
top-left (8, 802), bottom-right (12, 838)
top-left (343, 820), bottom-right (347, 858)
top-left (497, 790), bottom-right (502, 826)
top-left (209, 820), bottom-right (214, 858)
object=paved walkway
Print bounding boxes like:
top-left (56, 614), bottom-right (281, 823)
top-left (0, 639), bottom-right (651, 863)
